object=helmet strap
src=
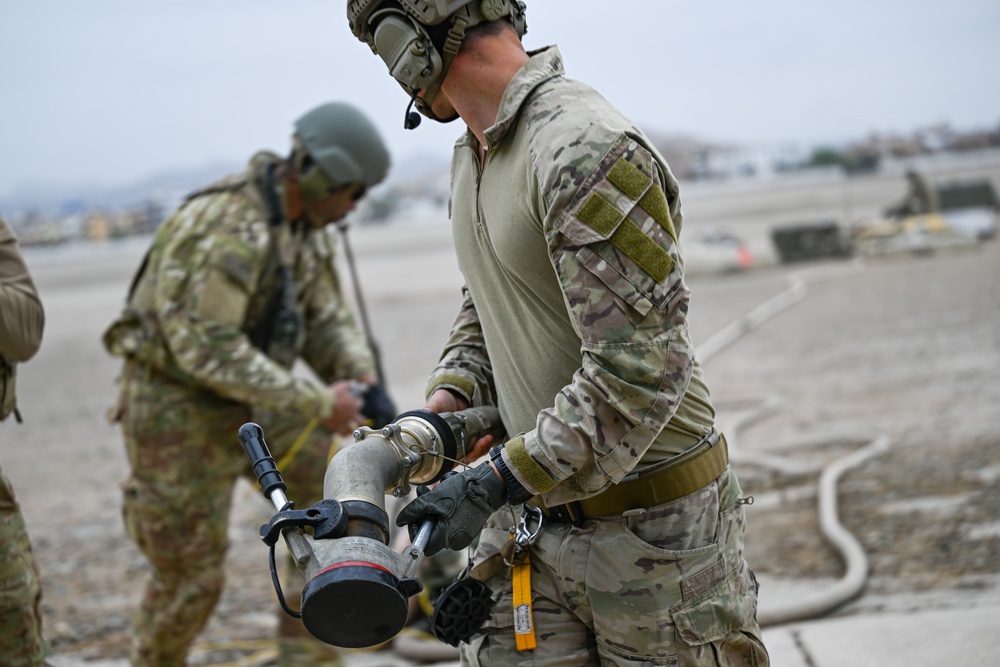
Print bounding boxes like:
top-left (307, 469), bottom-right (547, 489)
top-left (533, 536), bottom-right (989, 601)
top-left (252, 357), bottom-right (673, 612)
top-left (274, 176), bottom-right (305, 226)
top-left (416, 9), bottom-right (469, 123)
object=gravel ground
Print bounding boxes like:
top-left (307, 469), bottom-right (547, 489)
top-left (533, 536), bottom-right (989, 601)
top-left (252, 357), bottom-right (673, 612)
top-left (5, 160), bottom-right (1000, 664)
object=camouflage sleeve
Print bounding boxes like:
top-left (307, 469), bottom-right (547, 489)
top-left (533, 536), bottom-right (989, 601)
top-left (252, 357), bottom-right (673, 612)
top-left (506, 134), bottom-right (696, 504)
top-left (425, 285), bottom-right (497, 407)
top-left (299, 229), bottom-right (376, 382)
top-left (154, 196), bottom-right (334, 419)
top-left (0, 216), bottom-right (45, 362)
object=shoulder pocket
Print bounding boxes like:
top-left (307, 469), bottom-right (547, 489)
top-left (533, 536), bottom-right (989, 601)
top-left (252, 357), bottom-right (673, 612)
top-left (554, 135), bottom-right (684, 326)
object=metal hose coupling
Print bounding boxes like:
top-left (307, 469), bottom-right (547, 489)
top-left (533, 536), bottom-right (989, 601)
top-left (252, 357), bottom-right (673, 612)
top-left (239, 406), bottom-right (505, 649)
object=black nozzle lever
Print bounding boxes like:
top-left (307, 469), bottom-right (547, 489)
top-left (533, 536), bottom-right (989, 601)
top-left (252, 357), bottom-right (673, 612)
top-left (238, 422), bottom-right (288, 508)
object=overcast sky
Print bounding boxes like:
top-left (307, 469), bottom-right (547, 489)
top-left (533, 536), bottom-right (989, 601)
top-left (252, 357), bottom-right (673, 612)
top-left (1, 0), bottom-right (998, 200)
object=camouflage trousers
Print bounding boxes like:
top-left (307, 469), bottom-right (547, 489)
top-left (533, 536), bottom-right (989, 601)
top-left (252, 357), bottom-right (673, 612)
top-left (461, 466), bottom-right (768, 667)
top-left (118, 363), bottom-right (342, 667)
top-left (0, 464), bottom-right (49, 667)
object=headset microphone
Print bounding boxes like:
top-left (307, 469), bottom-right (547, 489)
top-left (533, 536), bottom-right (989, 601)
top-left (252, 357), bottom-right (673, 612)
top-left (403, 92), bottom-right (422, 130)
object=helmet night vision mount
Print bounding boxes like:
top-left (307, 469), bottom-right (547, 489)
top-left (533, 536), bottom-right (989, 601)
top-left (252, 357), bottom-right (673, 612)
top-left (347, 0), bottom-right (527, 128)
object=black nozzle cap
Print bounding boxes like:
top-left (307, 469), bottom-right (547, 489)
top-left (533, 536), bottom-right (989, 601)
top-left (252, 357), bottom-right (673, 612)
top-left (302, 562), bottom-right (409, 648)
top-left (238, 422), bottom-right (286, 500)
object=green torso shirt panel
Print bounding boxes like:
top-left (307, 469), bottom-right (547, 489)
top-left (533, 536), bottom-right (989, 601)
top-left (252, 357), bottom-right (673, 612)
top-left (451, 123), bottom-right (582, 438)
top-left (447, 47), bottom-right (716, 497)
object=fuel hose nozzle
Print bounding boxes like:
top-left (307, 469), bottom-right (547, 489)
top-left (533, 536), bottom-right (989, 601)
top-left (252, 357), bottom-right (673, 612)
top-left (238, 406), bottom-right (505, 649)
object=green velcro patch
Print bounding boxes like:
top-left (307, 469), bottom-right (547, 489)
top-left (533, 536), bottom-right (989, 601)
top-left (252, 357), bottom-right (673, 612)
top-left (578, 193), bottom-right (623, 236)
top-left (611, 220), bottom-right (674, 283)
top-left (638, 185), bottom-right (677, 242)
top-left (426, 373), bottom-right (477, 402)
top-left (607, 158), bottom-right (650, 200)
top-left (506, 434), bottom-right (558, 494)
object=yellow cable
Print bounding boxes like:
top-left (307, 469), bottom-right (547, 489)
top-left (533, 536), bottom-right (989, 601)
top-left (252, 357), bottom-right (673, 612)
top-left (276, 417), bottom-right (320, 471)
top-left (190, 639), bottom-right (278, 667)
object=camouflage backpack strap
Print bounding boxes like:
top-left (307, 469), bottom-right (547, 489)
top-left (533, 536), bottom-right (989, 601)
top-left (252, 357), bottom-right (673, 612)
top-left (245, 165), bottom-right (302, 367)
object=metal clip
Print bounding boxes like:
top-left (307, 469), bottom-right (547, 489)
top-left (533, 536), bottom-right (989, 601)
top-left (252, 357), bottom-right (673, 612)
top-left (515, 505), bottom-right (543, 547)
top-left (504, 505), bottom-right (543, 566)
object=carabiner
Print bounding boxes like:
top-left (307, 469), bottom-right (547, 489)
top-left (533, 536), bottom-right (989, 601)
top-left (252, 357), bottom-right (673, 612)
top-left (515, 505), bottom-right (543, 549)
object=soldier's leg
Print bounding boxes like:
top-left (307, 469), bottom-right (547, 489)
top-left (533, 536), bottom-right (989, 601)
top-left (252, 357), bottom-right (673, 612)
top-left (459, 519), bottom-right (599, 667)
top-left (254, 410), bottom-right (343, 667)
top-left (587, 468), bottom-right (768, 666)
top-left (0, 464), bottom-right (49, 667)
top-left (121, 368), bottom-right (246, 667)
top-left (462, 471), bottom-right (769, 667)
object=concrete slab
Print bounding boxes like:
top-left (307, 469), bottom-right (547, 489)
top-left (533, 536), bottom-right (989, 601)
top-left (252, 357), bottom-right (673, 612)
top-left (762, 606), bottom-right (1000, 666)
top-left (48, 606), bottom-right (1000, 666)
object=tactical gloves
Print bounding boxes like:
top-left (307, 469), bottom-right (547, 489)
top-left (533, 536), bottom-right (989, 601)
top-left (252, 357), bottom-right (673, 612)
top-left (396, 462), bottom-right (507, 556)
top-left (361, 383), bottom-right (397, 427)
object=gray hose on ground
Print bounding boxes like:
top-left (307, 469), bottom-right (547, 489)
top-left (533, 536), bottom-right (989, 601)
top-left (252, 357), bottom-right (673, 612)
top-left (699, 257), bottom-right (887, 625)
top-left (755, 435), bottom-right (890, 626)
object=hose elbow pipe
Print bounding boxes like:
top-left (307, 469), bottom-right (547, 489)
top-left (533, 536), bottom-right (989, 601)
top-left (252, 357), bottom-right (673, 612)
top-left (240, 407), bottom-right (505, 649)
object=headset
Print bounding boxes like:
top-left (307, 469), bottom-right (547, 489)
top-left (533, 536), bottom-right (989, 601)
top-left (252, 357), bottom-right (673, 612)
top-left (348, 0), bottom-right (527, 128)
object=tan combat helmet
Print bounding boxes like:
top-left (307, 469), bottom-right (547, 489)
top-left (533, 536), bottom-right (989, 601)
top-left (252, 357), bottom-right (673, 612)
top-left (347, 0), bottom-right (527, 126)
top-left (293, 101), bottom-right (390, 202)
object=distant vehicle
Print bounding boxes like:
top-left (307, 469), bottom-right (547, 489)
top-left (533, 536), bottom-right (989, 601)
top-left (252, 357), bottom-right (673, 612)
top-left (771, 220), bottom-right (851, 263)
top-left (936, 180), bottom-right (998, 240)
top-left (852, 178), bottom-right (997, 256)
top-left (852, 213), bottom-right (975, 256)
top-left (682, 230), bottom-right (754, 273)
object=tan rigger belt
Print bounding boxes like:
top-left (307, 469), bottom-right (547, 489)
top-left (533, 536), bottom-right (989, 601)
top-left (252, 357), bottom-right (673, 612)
top-left (533, 431), bottom-right (729, 522)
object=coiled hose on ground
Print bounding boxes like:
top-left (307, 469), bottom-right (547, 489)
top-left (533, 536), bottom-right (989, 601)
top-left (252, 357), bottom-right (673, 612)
top-left (698, 257), bottom-right (889, 626)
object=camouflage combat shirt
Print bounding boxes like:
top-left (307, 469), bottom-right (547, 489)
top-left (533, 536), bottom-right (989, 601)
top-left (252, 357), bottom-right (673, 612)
top-left (426, 47), bottom-right (716, 506)
top-left (103, 152), bottom-right (375, 419)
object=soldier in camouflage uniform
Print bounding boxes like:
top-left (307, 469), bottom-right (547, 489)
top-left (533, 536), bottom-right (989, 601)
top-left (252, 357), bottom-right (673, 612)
top-left (1, 214), bottom-right (49, 667)
top-left (348, 2), bottom-right (768, 665)
top-left (103, 102), bottom-right (392, 667)
top-left (887, 169), bottom-right (940, 219)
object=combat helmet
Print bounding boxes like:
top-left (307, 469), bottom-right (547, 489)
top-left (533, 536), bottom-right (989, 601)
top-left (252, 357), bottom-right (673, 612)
top-left (347, 0), bottom-right (527, 126)
top-left (293, 101), bottom-right (390, 202)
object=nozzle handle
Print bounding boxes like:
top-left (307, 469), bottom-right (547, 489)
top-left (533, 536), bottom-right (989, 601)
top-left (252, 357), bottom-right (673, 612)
top-left (238, 422), bottom-right (289, 509)
top-left (403, 520), bottom-right (436, 579)
top-left (411, 520), bottom-right (434, 553)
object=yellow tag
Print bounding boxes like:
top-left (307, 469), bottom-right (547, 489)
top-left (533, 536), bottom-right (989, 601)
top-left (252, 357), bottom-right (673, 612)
top-left (512, 553), bottom-right (536, 651)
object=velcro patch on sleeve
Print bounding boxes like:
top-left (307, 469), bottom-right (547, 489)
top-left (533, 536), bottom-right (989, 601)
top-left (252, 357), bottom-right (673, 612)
top-left (507, 434), bottom-right (558, 494)
top-left (578, 192), bottom-right (624, 237)
top-left (578, 159), bottom-right (674, 283)
top-left (610, 220), bottom-right (674, 283)
top-left (570, 143), bottom-right (678, 283)
top-left (638, 184), bottom-right (677, 243)
top-left (607, 157), bottom-right (650, 200)
top-left (607, 156), bottom-right (676, 241)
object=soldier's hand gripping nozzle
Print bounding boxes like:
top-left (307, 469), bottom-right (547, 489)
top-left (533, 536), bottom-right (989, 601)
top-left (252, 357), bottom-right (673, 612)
top-left (238, 406), bottom-right (505, 649)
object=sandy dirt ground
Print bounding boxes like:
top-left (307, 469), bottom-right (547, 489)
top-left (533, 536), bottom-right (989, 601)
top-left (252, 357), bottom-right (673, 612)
top-left (5, 157), bottom-right (1000, 664)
